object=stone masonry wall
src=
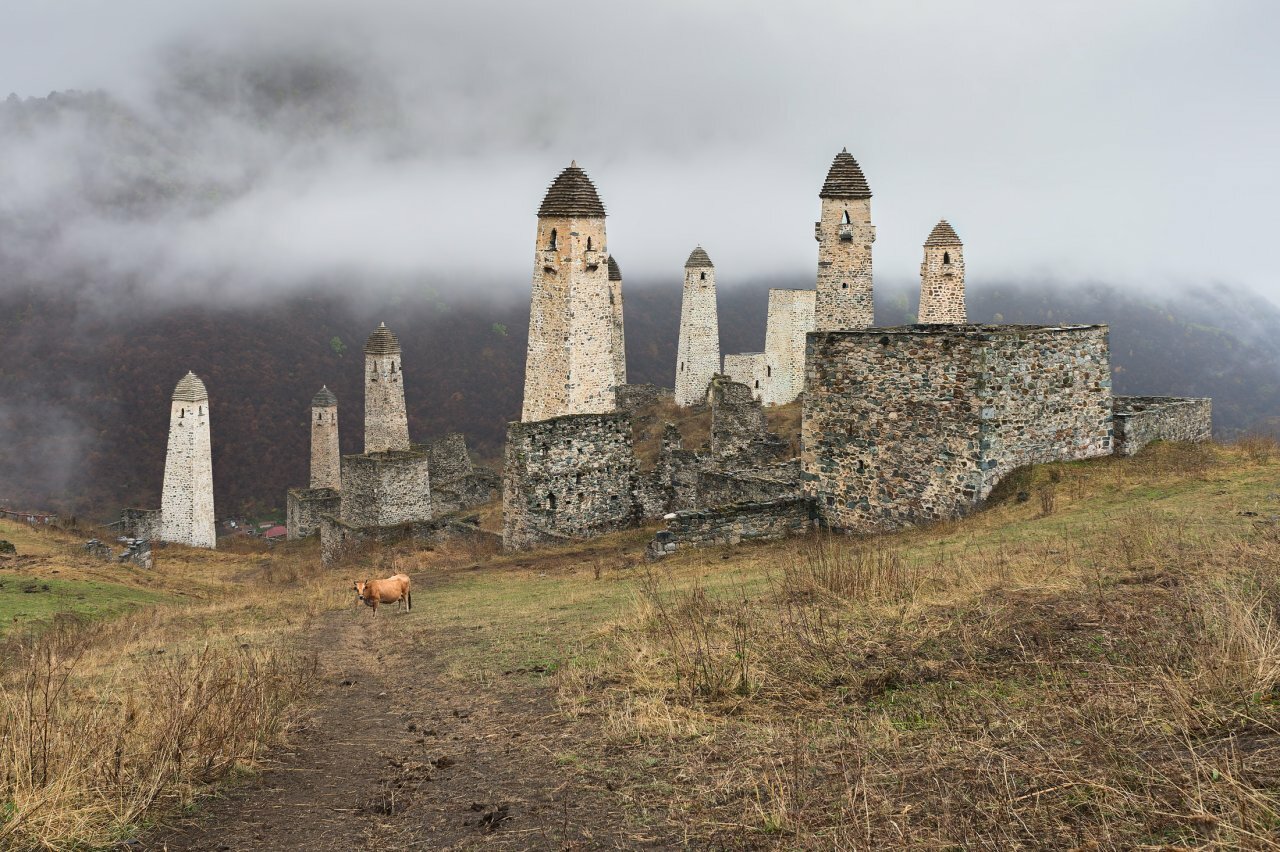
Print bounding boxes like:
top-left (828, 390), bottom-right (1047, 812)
top-left (310, 401), bottom-right (340, 489)
top-left (1113, 396), bottom-right (1212, 456)
top-left (503, 412), bottom-right (638, 550)
top-left (160, 388), bottom-right (216, 549)
top-left (815, 197), bottom-right (874, 331)
top-left (645, 497), bottom-right (815, 560)
top-left (423, 432), bottom-right (474, 482)
top-left (710, 376), bottom-right (789, 465)
top-left (918, 244), bottom-right (967, 323)
top-left (287, 487), bottom-right (341, 539)
top-left (762, 288), bottom-right (816, 405)
top-left (364, 350), bottom-right (410, 454)
top-left (340, 450), bottom-right (432, 528)
top-left (120, 508), bottom-right (162, 540)
top-left (609, 261), bottom-right (627, 393)
top-left (675, 261), bottom-right (721, 407)
top-left (803, 324), bottom-right (1113, 532)
top-left (723, 353), bottom-right (768, 401)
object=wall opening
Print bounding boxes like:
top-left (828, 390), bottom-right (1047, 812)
top-left (766, 365), bottom-right (772, 377)
top-left (841, 282), bottom-right (849, 289)
top-left (754, 380), bottom-right (760, 388)
top-left (700, 272), bottom-right (706, 281)
top-left (586, 236), bottom-right (593, 251)
top-left (547, 493), bottom-right (557, 511)
top-left (943, 251), bottom-right (951, 264)
top-left (841, 209), bottom-right (851, 224)
top-left (548, 228), bottom-right (557, 250)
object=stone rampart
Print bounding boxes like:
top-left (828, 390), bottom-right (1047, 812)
top-left (645, 497), bottom-right (816, 560)
top-left (1113, 396), bottom-right (1212, 456)
top-left (340, 450), bottom-right (431, 528)
top-left (803, 324), bottom-right (1113, 532)
top-left (320, 512), bottom-right (499, 567)
top-left (286, 487), bottom-right (341, 539)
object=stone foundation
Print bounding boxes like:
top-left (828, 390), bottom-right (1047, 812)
top-left (1113, 396), bottom-right (1212, 456)
top-left (320, 513), bottom-right (499, 567)
top-left (645, 497), bottom-right (816, 560)
top-left (340, 450), bottom-right (432, 528)
top-left (286, 487), bottom-right (341, 539)
top-left (804, 324), bottom-right (1113, 532)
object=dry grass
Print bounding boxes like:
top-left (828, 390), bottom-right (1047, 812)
top-left (558, 441), bottom-right (1280, 848)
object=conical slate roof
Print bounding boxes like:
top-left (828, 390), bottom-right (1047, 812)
top-left (172, 371), bottom-right (208, 402)
top-left (685, 245), bottom-right (713, 268)
top-left (819, 148), bottom-right (872, 200)
top-left (924, 220), bottom-right (963, 246)
top-left (607, 255), bottom-right (622, 281)
top-left (537, 161), bottom-right (606, 217)
top-left (364, 322), bottom-right (401, 356)
top-left (312, 385), bottom-right (338, 407)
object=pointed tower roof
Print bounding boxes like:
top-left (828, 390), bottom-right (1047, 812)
top-left (684, 245), bottom-right (713, 268)
top-left (538, 161), bottom-right (606, 217)
top-left (924, 220), bottom-right (963, 246)
top-left (607, 255), bottom-right (622, 281)
top-left (172, 371), bottom-right (208, 402)
top-left (819, 148), bottom-right (872, 200)
top-left (311, 385), bottom-right (338, 407)
top-left (364, 322), bottom-right (401, 356)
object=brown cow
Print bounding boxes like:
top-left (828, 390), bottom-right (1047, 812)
top-left (353, 573), bottom-right (412, 616)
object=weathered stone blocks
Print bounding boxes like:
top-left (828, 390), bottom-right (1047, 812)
top-left (160, 371), bottom-right (216, 549)
top-left (645, 497), bottom-right (816, 560)
top-left (1113, 396), bottom-right (1212, 456)
top-left (340, 450), bottom-right (432, 528)
top-left (675, 247), bottom-right (721, 407)
top-left (286, 487), bottom-right (341, 539)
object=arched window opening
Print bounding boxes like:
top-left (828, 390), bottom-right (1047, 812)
top-left (548, 228), bottom-right (558, 250)
top-left (943, 251), bottom-right (951, 265)
top-left (547, 493), bottom-right (557, 511)
top-left (586, 236), bottom-right (593, 251)
top-left (841, 209), bottom-right (851, 224)
top-left (841, 282), bottom-right (849, 289)
top-left (700, 272), bottom-right (706, 281)
top-left (766, 365), bottom-right (772, 377)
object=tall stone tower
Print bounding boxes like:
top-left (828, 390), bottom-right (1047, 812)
top-left (761, 288), bottom-right (816, 405)
top-left (160, 371), bottom-right (216, 549)
top-left (310, 386), bottom-right (340, 489)
top-left (674, 246), bottom-right (722, 407)
top-left (607, 255), bottom-right (627, 392)
top-left (918, 220), bottom-right (967, 324)
top-left (521, 161), bottom-right (618, 423)
top-left (364, 323), bottom-right (410, 453)
top-left (814, 148), bottom-right (875, 331)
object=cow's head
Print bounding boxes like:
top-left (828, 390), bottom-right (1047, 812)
top-left (352, 580), bottom-right (367, 601)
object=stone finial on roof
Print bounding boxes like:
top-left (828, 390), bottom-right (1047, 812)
top-left (172, 371), bottom-right (208, 402)
top-left (364, 322), bottom-right (401, 356)
top-left (684, 245), bottom-right (713, 269)
top-left (819, 147), bottom-right (872, 200)
top-left (312, 385), bottom-right (338, 407)
top-left (607, 255), bottom-right (622, 281)
top-left (537, 161), bottom-right (606, 217)
top-left (924, 219), bottom-right (963, 246)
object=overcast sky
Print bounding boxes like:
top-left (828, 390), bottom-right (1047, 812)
top-left (1, 0), bottom-right (1277, 303)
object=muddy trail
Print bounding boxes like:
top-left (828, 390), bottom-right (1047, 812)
top-left (149, 607), bottom-right (669, 851)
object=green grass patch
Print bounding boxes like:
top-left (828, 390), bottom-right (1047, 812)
top-left (0, 574), bottom-right (166, 633)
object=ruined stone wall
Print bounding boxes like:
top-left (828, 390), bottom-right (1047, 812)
top-left (339, 450), bottom-right (431, 528)
top-left (694, 461), bottom-right (802, 507)
top-left (723, 353), bottom-right (769, 400)
top-left (311, 402), bottom-right (340, 489)
top-left (815, 197), bottom-right (874, 331)
top-left (287, 487), bottom-right (341, 539)
top-left (160, 386), bottom-right (216, 549)
top-left (710, 377), bottom-right (789, 465)
top-left (761, 289), bottom-right (816, 405)
top-left (1113, 396), bottom-right (1212, 456)
top-left (918, 245), bottom-right (966, 324)
top-left (320, 513), bottom-right (499, 567)
top-left (423, 432), bottom-right (474, 482)
top-left (615, 383), bottom-right (673, 414)
top-left (804, 325), bottom-right (1113, 532)
top-left (645, 497), bottom-right (815, 560)
top-left (120, 508), bottom-right (162, 540)
top-left (502, 412), bottom-right (638, 550)
top-left (675, 262), bottom-right (721, 407)
top-left (522, 214), bottom-right (620, 422)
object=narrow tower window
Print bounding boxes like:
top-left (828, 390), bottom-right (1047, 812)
top-left (842, 209), bottom-right (851, 224)
top-left (549, 228), bottom-right (558, 250)
top-left (547, 493), bottom-right (557, 511)
top-left (700, 272), bottom-right (706, 281)
top-left (766, 365), bottom-right (772, 378)
top-left (841, 282), bottom-right (849, 289)
top-left (943, 251), bottom-right (951, 265)
top-left (586, 236), bottom-right (593, 251)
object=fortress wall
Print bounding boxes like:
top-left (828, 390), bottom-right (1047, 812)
top-left (286, 487), bottom-right (341, 539)
top-left (1113, 396), bottom-right (1212, 456)
top-left (804, 324), bottom-right (1113, 532)
top-left (339, 450), bottom-right (431, 528)
top-left (502, 412), bottom-right (638, 550)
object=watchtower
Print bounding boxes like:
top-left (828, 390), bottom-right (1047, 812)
top-left (607, 255), bottom-right (627, 392)
top-left (674, 246), bottom-right (721, 407)
top-left (917, 220), bottom-right (966, 323)
top-left (363, 323), bottom-right (410, 453)
top-left (310, 385), bottom-right (340, 489)
top-left (814, 148), bottom-right (875, 331)
top-left (159, 371), bottom-right (216, 549)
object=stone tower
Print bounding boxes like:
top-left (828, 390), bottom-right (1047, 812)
top-left (814, 148), bottom-right (875, 331)
top-left (607, 255), bottom-right (627, 392)
top-left (917, 220), bottom-right (967, 324)
top-left (761, 288), bottom-right (816, 405)
top-left (521, 161), bottom-right (619, 423)
top-left (674, 246), bottom-right (722, 407)
top-left (310, 386), bottom-right (340, 489)
top-left (160, 371), bottom-right (216, 549)
top-left (364, 323), bottom-right (410, 453)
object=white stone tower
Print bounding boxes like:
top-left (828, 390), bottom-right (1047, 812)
top-left (918, 220), bottom-right (967, 324)
top-left (310, 386), bottom-right (340, 489)
top-left (607, 255), bottom-right (627, 392)
top-left (761, 288), bottom-right (816, 405)
top-left (814, 148), bottom-right (875, 331)
top-left (160, 371), bottom-right (216, 549)
top-left (674, 246), bottom-right (722, 407)
top-left (521, 161), bottom-right (619, 422)
top-left (364, 323), bottom-right (410, 453)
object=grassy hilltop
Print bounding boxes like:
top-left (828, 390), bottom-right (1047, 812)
top-left (2, 439), bottom-right (1280, 848)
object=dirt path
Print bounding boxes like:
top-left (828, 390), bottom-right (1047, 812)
top-left (149, 606), bottom-right (667, 851)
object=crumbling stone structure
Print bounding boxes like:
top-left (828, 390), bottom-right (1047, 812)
top-left (85, 537), bottom-right (153, 569)
top-left (159, 372), bottom-right (216, 549)
top-left (804, 324), bottom-right (1114, 532)
top-left (287, 385), bottom-right (343, 540)
top-left (286, 488), bottom-right (341, 540)
top-left (814, 148), bottom-right (875, 332)
top-left (423, 432), bottom-right (499, 515)
top-left (645, 497), bottom-right (815, 560)
top-left (760, 289), bottom-right (816, 405)
top-left (521, 162), bottom-right (624, 422)
top-left (722, 353), bottom-right (769, 398)
top-left (918, 220), bottom-right (966, 323)
top-left (1113, 396), bottom-right (1212, 456)
top-left (364, 323), bottom-right (410, 453)
top-left (674, 246), bottom-right (721, 407)
top-left (709, 376), bottom-right (789, 466)
top-left (502, 412), bottom-right (638, 550)
top-left (340, 449), bottom-right (431, 528)
top-left (120, 508), bottom-right (161, 540)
